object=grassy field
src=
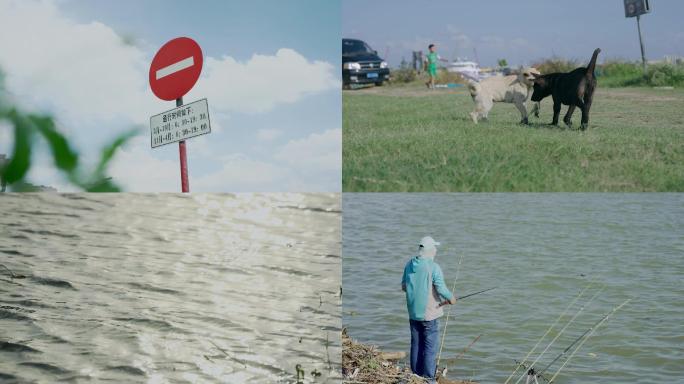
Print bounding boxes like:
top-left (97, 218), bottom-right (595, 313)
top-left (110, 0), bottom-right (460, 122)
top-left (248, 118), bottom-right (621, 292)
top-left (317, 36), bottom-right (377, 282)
top-left (343, 82), bottom-right (684, 191)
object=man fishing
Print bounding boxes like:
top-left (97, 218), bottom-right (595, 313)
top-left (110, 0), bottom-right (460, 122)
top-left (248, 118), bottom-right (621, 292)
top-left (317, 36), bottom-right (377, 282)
top-left (401, 236), bottom-right (456, 383)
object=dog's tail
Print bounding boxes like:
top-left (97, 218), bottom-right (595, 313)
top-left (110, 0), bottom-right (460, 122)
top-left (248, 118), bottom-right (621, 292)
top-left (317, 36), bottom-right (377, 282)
top-left (467, 81), bottom-right (480, 99)
top-left (586, 48), bottom-right (601, 75)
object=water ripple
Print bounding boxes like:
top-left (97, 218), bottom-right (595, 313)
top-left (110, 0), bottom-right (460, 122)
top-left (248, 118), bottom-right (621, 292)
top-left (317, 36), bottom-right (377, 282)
top-left (0, 193), bottom-right (341, 383)
top-left (343, 193), bottom-right (683, 384)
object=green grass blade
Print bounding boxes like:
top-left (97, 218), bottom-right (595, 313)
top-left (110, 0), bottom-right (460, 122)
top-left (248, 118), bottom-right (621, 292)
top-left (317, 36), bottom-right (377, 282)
top-left (84, 178), bottom-right (120, 192)
top-left (2, 109), bottom-right (33, 184)
top-left (94, 129), bottom-right (138, 178)
top-left (31, 114), bottom-right (79, 172)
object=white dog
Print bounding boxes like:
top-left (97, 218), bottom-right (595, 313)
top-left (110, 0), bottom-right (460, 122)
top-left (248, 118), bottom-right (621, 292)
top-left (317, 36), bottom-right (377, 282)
top-left (468, 68), bottom-right (541, 124)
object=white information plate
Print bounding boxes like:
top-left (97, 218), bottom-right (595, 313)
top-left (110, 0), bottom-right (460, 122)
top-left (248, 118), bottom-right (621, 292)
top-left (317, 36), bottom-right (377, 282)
top-left (150, 98), bottom-right (211, 148)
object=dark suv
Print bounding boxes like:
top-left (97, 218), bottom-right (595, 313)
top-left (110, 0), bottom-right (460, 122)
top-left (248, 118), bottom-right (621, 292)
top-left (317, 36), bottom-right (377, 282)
top-left (342, 38), bottom-right (390, 87)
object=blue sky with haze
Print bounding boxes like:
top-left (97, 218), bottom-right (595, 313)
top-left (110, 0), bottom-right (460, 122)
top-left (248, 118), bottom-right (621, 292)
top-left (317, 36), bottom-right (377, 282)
top-left (343, 0), bottom-right (683, 67)
top-left (0, 0), bottom-right (341, 192)
top-left (62, 0), bottom-right (340, 63)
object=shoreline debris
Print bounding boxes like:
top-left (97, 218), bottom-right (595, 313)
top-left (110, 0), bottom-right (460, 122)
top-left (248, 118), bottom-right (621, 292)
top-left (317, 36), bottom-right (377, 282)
top-left (342, 329), bottom-right (476, 384)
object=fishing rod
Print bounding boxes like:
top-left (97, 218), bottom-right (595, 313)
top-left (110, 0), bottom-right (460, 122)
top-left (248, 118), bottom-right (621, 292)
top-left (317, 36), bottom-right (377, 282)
top-left (546, 299), bottom-right (631, 383)
top-left (512, 360), bottom-right (549, 384)
top-left (437, 252), bottom-right (464, 369)
top-left (436, 249), bottom-right (496, 376)
top-left (439, 334), bottom-right (482, 379)
top-left (504, 280), bottom-right (596, 384)
top-left (437, 287), bottom-right (495, 370)
top-left (439, 286), bottom-right (498, 307)
top-left (450, 334), bottom-right (482, 364)
top-left (538, 315), bottom-right (602, 375)
top-left (513, 286), bottom-right (604, 384)
top-left (456, 286), bottom-right (497, 301)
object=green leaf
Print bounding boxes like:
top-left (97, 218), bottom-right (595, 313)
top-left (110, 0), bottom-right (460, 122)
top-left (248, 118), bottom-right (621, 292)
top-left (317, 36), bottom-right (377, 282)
top-left (84, 178), bottom-right (120, 192)
top-left (31, 114), bottom-right (79, 172)
top-left (94, 129), bottom-right (138, 178)
top-left (2, 109), bottom-right (33, 184)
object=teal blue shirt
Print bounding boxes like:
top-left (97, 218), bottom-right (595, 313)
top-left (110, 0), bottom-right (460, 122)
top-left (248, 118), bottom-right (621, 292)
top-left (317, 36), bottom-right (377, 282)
top-left (402, 257), bottom-right (454, 321)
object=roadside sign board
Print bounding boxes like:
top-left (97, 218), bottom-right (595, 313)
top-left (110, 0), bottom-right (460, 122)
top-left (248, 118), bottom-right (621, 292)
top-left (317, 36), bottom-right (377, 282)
top-left (150, 98), bottom-right (211, 148)
top-left (624, 0), bottom-right (650, 18)
top-left (149, 37), bottom-right (203, 101)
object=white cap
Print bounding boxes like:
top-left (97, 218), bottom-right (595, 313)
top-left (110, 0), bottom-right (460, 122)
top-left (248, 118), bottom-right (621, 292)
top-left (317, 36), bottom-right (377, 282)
top-left (419, 236), bottom-right (440, 248)
top-left (419, 236), bottom-right (440, 258)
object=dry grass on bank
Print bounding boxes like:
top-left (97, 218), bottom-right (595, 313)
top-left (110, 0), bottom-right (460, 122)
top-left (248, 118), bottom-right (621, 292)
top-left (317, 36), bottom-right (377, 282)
top-left (342, 329), bottom-right (476, 384)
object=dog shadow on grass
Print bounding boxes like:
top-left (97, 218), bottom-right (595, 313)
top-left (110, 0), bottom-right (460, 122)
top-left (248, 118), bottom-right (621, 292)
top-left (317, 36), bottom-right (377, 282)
top-left (527, 122), bottom-right (562, 130)
top-left (451, 114), bottom-right (474, 124)
top-left (526, 120), bottom-right (587, 131)
top-left (451, 113), bottom-right (589, 131)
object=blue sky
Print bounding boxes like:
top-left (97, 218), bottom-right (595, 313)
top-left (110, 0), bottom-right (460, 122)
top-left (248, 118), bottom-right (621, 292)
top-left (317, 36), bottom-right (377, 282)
top-left (0, 0), bottom-right (341, 192)
top-left (61, 0), bottom-right (340, 63)
top-left (343, 0), bottom-right (684, 67)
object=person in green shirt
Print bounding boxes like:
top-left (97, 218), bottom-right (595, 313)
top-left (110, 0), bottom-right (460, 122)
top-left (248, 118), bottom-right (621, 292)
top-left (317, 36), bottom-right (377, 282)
top-left (425, 44), bottom-right (446, 89)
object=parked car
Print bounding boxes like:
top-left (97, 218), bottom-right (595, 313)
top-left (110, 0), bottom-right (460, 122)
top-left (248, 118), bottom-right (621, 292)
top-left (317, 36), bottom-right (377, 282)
top-left (342, 38), bottom-right (390, 87)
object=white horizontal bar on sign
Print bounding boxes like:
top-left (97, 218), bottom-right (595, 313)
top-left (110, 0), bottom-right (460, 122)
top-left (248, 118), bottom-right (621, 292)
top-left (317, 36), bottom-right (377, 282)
top-left (156, 56), bottom-right (194, 79)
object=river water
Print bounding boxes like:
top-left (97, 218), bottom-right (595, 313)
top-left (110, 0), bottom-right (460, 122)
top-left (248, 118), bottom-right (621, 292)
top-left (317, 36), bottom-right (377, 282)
top-left (342, 193), bottom-right (683, 384)
top-left (0, 193), bottom-right (341, 384)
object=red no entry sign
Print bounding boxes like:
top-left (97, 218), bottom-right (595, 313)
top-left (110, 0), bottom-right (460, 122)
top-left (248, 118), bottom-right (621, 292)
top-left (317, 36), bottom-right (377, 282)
top-left (149, 37), bottom-right (203, 101)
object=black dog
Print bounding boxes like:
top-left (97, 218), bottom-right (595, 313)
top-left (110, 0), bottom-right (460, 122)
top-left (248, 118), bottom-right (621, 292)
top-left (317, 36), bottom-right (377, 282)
top-left (531, 48), bottom-right (601, 130)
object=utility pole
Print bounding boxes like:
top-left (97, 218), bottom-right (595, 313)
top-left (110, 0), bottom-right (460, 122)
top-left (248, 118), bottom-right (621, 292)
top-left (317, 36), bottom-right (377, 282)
top-left (623, 0), bottom-right (651, 74)
top-left (636, 15), bottom-right (647, 73)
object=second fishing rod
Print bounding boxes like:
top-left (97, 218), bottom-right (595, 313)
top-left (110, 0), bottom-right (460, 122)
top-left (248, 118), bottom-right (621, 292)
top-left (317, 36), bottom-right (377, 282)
top-left (435, 251), bottom-right (497, 378)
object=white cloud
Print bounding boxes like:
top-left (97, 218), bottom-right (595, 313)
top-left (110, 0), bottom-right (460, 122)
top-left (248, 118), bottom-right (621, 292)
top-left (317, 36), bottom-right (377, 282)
top-left (0, 121), bottom-right (13, 156)
top-left (1, 1), bottom-right (340, 125)
top-left (256, 128), bottom-right (282, 141)
top-left (0, 0), bottom-right (341, 191)
top-left (193, 49), bottom-right (339, 114)
top-left (192, 154), bottom-right (291, 192)
top-left (24, 150), bottom-right (75, 192)
top-left (275, 128), bottom-right (341, 172)
top-left (0, 0), bottom-right (155, 131)
top-left (189, 129), bottom-right (342, 192)
top-left (107, 137), bottom-right (180, 192)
